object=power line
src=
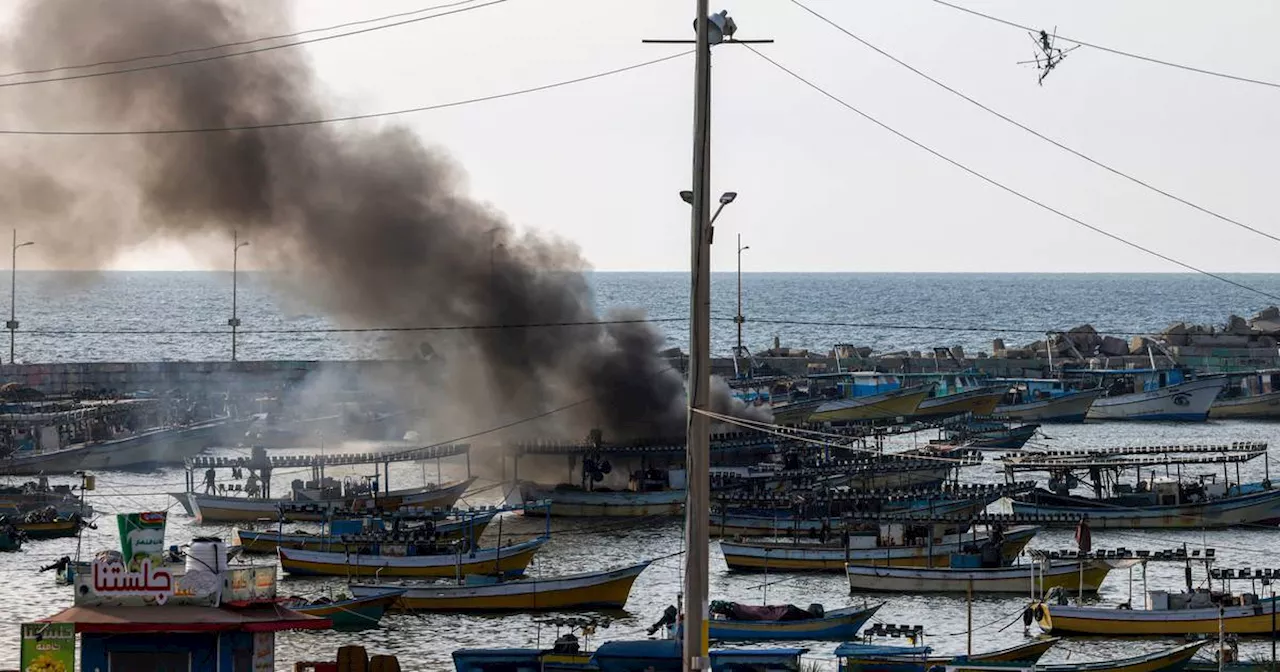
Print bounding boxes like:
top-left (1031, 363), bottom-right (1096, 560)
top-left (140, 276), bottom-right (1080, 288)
top-left (743, 45), bottom-right (1280, 305)
top-left (790, 0), bottom-right (1280, 246)
top-left (928, 0), bottom-right (1280, 90)
top-left (0, 50), bottom-right (692, 136)
top-left (17, 316), bottom-right (688, 336)
top-left (0, 0), bottom-right (510, 89)
top-left (0, 0), bottom-right (484, 79)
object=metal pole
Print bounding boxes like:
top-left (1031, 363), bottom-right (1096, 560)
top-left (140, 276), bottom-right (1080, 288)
top-left (231, 231), bottom-right (239, 361)
top-left (8, 229), bottom-right (15, 364)
top-left (736, 234), bottom-right (744, 370)
top-left (684, 1), bottom-right (712, 669)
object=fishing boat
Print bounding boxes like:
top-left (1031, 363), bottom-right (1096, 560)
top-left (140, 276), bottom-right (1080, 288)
top-left (350, 561), bottom-right (650, 611)
top-left (1066, 370), bottom-right (1227, 421)
top-left (278, 536), bottom-right (549, 578)
top-left (0, 398), bottom-right (241, 475)
top-left (1033, 592), bottom-right (1280, 636)
top-left (937, 419), bottom-right (1039, 450)
top-left (516, 482), bottom-right (685, 517)
top-left (721, 525), bottom-right (1040, 571)
top-left (453, 641), bottom-right (810, 672)
top-left (698, 602), bottom-right (881, 641)
top-left (189, 478), bottom-right (475, 523)
top-left (15, 515), bottom-right (88, 540)
top-left (836, 637), bottom-right (1059, 672)
top-left (846, 558), bottom-right (1115, 594)
top-left (284, 588), bottom-right (406, 629)
top-left (235, 510), bottom-right (495, 553)
top-left (1004, 443), bottom-right (1280, 528)
top-left (807, 385), bottom-right (931, 423)
top-left (993, 381), bottom-right (1104, 423)
top-left (0, 477), bottom-right (93, 517)
top-left (1211, 369), bottom-right (1280, 419)
top-left (1030, 642), bottom-right (1206, 672)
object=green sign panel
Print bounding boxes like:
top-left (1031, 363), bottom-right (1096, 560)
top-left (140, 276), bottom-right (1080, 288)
top-left (117, 511), bottom-right (167, 569)
top-left (21, 622), bottom-right (74, 672)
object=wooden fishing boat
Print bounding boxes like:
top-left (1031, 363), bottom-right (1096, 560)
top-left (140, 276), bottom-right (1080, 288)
top-left (1070, 370), bottom-right (1226, 421)
top-left (350, 561), bottom-right (650, 611)
top-left (836, 637), bottom-right (1059, 672)
top-left (15, 517), bottom-right (85, 540)
top-left (1031, 642), bottom-right (1205, 672)
top-left (721, 525), bottom-right (1039, 572)
top-left (278, 536), bottom-right (549, 578)
top-left (284, 588), bottom-right (406, 628)
top-left (711, 488), bottom-right (1008, 538)
top-left (188, 478), bottom-right (475, 523)
top-left (235, 511), bottom-right (495, 553)
top-left (1033, 595), bottom-right (1280, 635)
top-left (914, 386), bottom-right (1008, 419)
top-left (453, 642), bottom-right (809, 672)
top-left (808, 386), bottom-right (930, 423)
top-left (993, 383), bottom-right (1104, 423)
top-left (516, 483), bottom-right (685, 517)
top-left (1011, 485), bottom-right (1280, 529)
top-left (698, 602), bottom-right (881, 641)
top-left (846, 559), bottom-right (1115, 594)
top-left (1211, 369), bottom-right (1280, 419)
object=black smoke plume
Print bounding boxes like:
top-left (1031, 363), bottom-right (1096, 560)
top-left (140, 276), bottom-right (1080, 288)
top-left (0, 0), bottom-right (770, 440)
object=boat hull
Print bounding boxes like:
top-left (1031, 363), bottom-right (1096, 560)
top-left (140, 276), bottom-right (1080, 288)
top-left (351, 562), bottom-right (649, 611)
top-left (913, 387), bottom-right (1005, 419)
top-left (846, 560), bottom-right (1111, 594)
top-left (236, 514), bottom-right (494, 553)
top-left (703, 604), bottom-right (880, 641)
top-left (289, 589), bottom-right (405, 628)
top-left (517, 483), bottom-right (684, 517)
top-left (16, 519), bottom-right (82, 540)
top-left (720, 526), bottom-right (1038, 572)
top-left (189, 479), bottom-right (474, 523)
top-left (278, 537), bottom-right (547, 578)
top-left (1036, 599), bottom-right (1280, 635)
top-left (0, 418), bottom-right (234, 475)
top-left (807, 387), bottom-right (930, 423)
top-left (837, 637), bottom-right (1059, 672)
top-left (994, 389), bottom-right (1103, 423)
top-left (1011, 486), bottom-right (1280, 529)
top-left (711, 498), bottom-right (983, 538)
top-left (1086, 377), bottom-right (1226, 421)
top-left (1210, 390), bottom-right (1280, 419)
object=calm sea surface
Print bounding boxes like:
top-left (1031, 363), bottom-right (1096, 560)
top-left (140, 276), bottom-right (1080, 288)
top-left (2, 273), bottom-right (1279, 670)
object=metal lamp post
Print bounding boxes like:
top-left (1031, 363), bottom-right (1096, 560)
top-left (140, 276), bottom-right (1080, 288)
top-left (735, 232), bottom-right (749, 374)
top-left (229, 232), bottom-right (250, 361)
top-left (8, 231), bottom-right (33, 364)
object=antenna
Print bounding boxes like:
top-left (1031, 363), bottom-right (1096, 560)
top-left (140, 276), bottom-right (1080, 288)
top-left (1016, 26), bottom-right (1080, 85)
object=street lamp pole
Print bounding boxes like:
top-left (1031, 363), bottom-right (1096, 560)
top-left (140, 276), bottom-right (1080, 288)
top-left (229, 231), bottom-right (250, 362)
top-left (736, 233), bottom-right (749, 374)
top-left (8, 230), bottom-right (33, 365)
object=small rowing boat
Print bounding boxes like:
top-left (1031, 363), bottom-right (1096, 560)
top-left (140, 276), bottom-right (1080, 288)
top-left (846, 558), bottom-right (1116, 594)
top-left (721, 525), bottom-right (1039, 572)
top-left (284, 588), bottom-right (406, 629)
top-left (837, 637), bottom-right (1058, 672)
top-left (350, 561), bottom-right (650, 612)
top-left (700, 602), bottom-right (880, 641)
top-left (278, 536), bottom-right (549, 578)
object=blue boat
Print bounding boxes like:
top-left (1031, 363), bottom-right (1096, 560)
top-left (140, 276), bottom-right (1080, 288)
top-left (700, 603), bottom-right (881, 641)
top-left (452, 641), bottom-right (809, 671)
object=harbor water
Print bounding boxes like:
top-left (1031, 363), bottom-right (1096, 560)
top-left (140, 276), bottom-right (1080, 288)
top-left (2, 271), bottom-right (1280, 669)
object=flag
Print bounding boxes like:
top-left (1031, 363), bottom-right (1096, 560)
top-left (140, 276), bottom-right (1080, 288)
top-left (1075, 517), bottom-right (1091, 554)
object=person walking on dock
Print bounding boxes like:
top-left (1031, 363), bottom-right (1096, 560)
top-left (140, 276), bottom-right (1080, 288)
top-left (203, 467), bottom-right (216, 494)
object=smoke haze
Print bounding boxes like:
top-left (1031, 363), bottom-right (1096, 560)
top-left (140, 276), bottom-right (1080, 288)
top-left (0, 0), bottom-right (769, 440)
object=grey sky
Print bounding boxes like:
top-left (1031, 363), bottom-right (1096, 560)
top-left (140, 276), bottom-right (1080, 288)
top-left (14, 0), bottom-right (1280, 272)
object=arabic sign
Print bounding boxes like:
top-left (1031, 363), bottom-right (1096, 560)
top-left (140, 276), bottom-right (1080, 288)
top-left (224, 565), bottom-right (277, 603)
top-left (89, 557), bottom-right (174, 605)
top-left (117, 511), bottom-right (167, 569)
top-left (21, 622), bottom-right (74, 672)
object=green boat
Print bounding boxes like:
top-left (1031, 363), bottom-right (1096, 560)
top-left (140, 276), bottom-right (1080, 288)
top-left (284, 588), bottom-right (406, 629)
top-left (0, 530), bottom-right (23, 552)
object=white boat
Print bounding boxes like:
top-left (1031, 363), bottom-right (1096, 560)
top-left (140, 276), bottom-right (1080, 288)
top-left (1080, 372), bottom-right (1226, 421)
top-left (187, 479), bottom-right (475, 523)
top-left (720, 525), bottom-right (1040, 571)
top-left (993, 384), bottom-right (1104, 423)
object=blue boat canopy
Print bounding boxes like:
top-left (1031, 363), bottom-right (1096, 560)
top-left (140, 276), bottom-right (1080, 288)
top-left (833, 643), bottom-right (932, 658)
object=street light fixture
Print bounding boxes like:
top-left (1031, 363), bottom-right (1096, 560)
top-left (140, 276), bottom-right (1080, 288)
top-left (8, 231), bottom-right (33, 364)
top-left (229, 231), bottom-right (250, 362)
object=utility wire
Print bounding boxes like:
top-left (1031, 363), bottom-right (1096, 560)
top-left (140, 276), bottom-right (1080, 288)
top-left (0, 0), bottom-right (510, 89)
top-left (743, 45), bottom-right (1280, 305)
top-left (17, 316), bottom-right (688, 336)
top-left (0, 0), bottom-right (484, 78)
top-left (0, 50), bottom-right (693, 135)
top-left (790, 0), bottom-right (1280, 246)
top-left (928, 0), bottom-right (1280, 90)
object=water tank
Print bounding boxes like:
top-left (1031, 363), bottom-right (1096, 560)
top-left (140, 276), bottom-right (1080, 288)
top-left (187, 536), bottom-right (228, 574)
